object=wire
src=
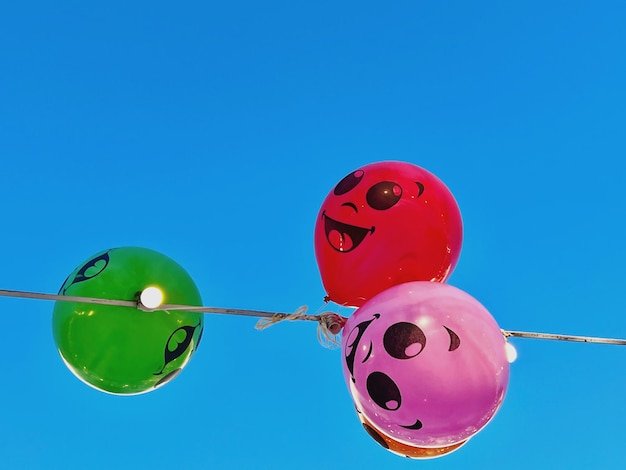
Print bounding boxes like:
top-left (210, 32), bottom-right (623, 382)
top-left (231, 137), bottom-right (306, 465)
top-left (0, 287), bottom-right (347, 346)
top-left (0, 288), bottom-right (318, 321)
top-left (502, 330), bottom-right (626, 345)
top-left (1, 288), bottom-right (624, 346)
top-left (0, 288), bottom-right (137, 308)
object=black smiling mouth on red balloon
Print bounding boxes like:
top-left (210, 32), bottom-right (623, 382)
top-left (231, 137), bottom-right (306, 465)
top-left (322, 211), bottom-right (375, 253)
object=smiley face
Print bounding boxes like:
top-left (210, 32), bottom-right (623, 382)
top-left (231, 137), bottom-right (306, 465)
top-left (341, 281), bottom-right (509, 448)
top-left (321, 169), bottom-right (422, 253)
top-left (314, 161), bottom-right (463, 306)
top-left (345, 317), bottom-right (463, 434)
top-left (52, 247), bottom-right (204, 395)
top-left (321, 168), bottom-right (423, 252)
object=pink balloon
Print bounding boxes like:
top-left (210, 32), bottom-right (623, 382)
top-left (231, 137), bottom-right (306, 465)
top-left (341, 281), bottom-right (509, 447)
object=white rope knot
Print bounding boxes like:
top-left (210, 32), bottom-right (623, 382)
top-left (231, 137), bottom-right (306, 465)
top-left (254, 306), bottom-right (309, 330)
top-left (253, 306), bottom-right (348, 349)
top-left (316, 312), bottom-right (348, 349)
top-left (320, 313), bottom-right (347, 335)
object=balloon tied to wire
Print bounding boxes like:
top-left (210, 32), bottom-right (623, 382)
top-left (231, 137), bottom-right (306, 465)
top-left (0, 286), bottom-right (348, 348)
top-left (1, 287), bottom-right (624, 349)
top-left (254, 307), bottom-right (347, 347)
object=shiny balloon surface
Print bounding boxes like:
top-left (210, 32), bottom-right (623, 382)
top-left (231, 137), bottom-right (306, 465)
top-left (342, 281), bottom-right (509, 446)
top-left (314, 161), bottom-right (462, 306)
top-left (356, 411), bottom-right (468, 459)
top-left (52, 247), bottom-right (203, 395)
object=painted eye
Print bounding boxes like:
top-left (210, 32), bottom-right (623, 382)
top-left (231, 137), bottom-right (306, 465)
top-left (155, 322), bottom-right (202, 375)
top-left (384, 322), bottom-right (426, 359)
top-left (444, 326), bottom-right (461, 352)
top-left (362, 422), bottom-right (389, 449)
top-left (366, 181), bottom-right (402, 210)
top-left (344, 314), bottom-right (379, 382)
top-left (415, 181), bottom-right (425, 197)
top-left (367, 371), bottom-right (402, 411)
top-left (60, 251), bottom-right (111, 294)
top-left (334, 170), bottom-right (364, 195)
top-left (154, 368), bottom-right (182, 389)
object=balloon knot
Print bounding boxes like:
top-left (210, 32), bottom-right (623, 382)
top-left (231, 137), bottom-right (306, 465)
top-left (316, 312), bottom-right (348, 349)
top-left (254, 306), bottom-right (309, 330)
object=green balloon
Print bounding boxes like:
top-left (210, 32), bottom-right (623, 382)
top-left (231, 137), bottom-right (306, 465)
top-left (52, 247), bottom-right (204, 395)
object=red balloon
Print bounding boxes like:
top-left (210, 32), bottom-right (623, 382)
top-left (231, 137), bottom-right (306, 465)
top-left (314, 161), bottom-right (462, 306)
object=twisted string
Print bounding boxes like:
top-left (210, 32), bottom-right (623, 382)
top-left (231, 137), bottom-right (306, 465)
top-left (254, 306), bottom-right (313, 329)
top-left (2, 288), bottom-right (625, 347)
top-left (316, 313), bottom-right (348, 349)
top-left (0, 288), bottom-right (346, 347)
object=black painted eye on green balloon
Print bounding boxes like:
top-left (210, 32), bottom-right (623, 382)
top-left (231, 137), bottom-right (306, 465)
top-left (154, 368), bottom-right (182, 389)
top-left (193, 325), bottom-right (204, 352)
top-left (60, 250), bottom-right (111, 295)
top-left (155, 321), bottom-right (201, 375)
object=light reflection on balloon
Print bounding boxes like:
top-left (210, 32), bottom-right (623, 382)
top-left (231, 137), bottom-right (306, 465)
top-left (52, 247), bottom-right (204, 395)
top-left (505, 341), bottom-right (518, 363)
top-left (356, 411), bottom-right (468, 459)
top-left (314, 161), bottom-right (463, 307)
top-left (342, 281), bottom-right (509, 447)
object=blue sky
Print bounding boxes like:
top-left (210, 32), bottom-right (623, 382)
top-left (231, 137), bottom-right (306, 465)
top-left (1, 1), bottom-right (625, 468)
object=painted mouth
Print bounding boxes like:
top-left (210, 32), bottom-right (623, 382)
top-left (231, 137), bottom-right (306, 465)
top-left (401, 418), bottom-right (424, 430)
top-left (323, 211), bottom-right (375, 253)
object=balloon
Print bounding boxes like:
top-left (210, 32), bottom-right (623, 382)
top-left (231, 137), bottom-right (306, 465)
top-left (356, 410), bottom-right (468, 459)
top-left (341, 281), bottom-right (509, 447)
top-left (52, 247), bottom-right (204, 395)
top-left (314, 161), bottom-right (462, 307)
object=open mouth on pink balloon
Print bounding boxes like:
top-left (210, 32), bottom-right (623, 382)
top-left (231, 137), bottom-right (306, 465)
top-left (323, 211), bottom-right (375, 253)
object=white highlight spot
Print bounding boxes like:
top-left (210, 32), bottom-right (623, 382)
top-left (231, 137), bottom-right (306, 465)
top-left (140, 286), bottom-right (164, 310)
top-left (505, 341), bottom-right (518, 363)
